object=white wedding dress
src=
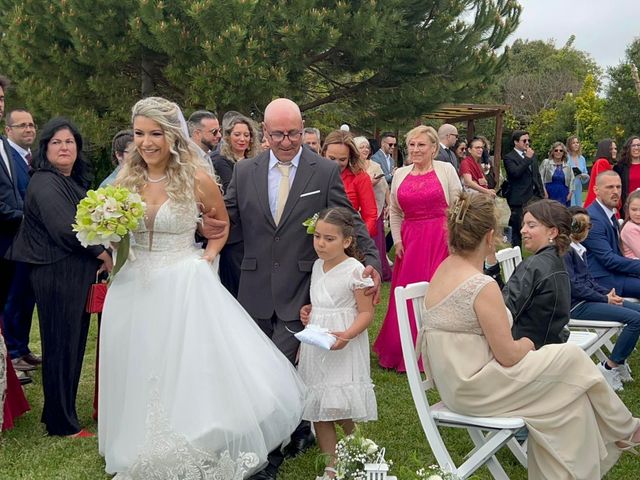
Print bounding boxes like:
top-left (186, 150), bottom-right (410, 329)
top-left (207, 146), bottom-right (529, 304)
top-left (98, 199), bottom-right (305, 479)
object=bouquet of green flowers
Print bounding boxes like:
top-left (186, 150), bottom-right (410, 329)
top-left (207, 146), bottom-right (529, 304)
top-left (73, 185), bottom-right (145, 278)
top-left (415, 465), bottom-right (460, 480)
top-left (335, 429), bottom-right (393, 480)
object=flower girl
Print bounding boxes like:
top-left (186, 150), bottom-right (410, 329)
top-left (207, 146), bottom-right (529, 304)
top-left (297, 207), bottom-right (377, 480)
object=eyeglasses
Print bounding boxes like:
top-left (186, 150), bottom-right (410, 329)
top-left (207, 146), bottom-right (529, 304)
top-left (522, 139), bottom-right (530, 144)
top-left (266, 130), bottom-right (303, 142)
top-left (8, 122), bottom-right (37, 130)
top-left (553, 148), bottom-right (564, 153)
top-left (631, 143), bottom-right (640, 148)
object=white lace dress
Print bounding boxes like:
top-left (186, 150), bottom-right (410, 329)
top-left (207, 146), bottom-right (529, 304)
top-left (98, 200), bottom-right (305, 480)
top-left (297, 257), bottom-right (377, 422)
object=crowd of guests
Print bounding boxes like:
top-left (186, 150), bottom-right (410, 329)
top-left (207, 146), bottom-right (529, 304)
top-left (2, 66), bottom-right (640, 479)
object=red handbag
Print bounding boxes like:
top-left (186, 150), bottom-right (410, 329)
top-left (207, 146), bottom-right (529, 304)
top-left (86, 274), bottom-right (108, 313)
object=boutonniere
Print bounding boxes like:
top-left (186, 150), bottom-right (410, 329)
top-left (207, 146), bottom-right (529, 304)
top-left (302, 213), bottom-right (319, 234)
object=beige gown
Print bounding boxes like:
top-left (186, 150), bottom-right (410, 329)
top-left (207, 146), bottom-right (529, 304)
top-left (421, 273), bottom-right (638, 479)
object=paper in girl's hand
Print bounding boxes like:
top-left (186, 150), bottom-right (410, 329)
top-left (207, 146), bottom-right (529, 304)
top-left (295, 324), bottom-right (337, 350)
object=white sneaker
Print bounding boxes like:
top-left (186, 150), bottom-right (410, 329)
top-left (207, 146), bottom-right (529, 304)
top-left (615, 363), bottom-right (634, 383)
top-left (598, 362), bottom-right (624, 391)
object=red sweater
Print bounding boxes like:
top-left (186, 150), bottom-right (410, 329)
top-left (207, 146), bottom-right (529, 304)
top-left (340, 168), bottom-right (378, 236)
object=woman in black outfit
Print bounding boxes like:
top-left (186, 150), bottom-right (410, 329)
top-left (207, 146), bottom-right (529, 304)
top-left (211, 114), bottom-right (259, 296)
top-left (7, 118), bottom-right (112, 436)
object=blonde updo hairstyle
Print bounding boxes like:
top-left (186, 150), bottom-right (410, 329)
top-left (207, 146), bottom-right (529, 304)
top-left (447, 192), bottom-right (498, 254)
top-left (117, 97), bottom-right (213, 205)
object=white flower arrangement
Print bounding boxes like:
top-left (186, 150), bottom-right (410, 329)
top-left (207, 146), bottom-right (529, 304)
top-left (335, 429), bottom-right (394, 480)
top-left (415, 465), bottom-right (460, 480)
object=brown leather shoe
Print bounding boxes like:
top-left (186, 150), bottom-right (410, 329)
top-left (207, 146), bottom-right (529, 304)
top-left (22, 352), bottom-right (43, 365)
top-left (12, 357), bottom-right (37, 372)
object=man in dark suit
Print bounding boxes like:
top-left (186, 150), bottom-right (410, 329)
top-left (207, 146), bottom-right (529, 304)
top-left (3, 108), bottom-right (39, 372)
top-left (583, 170), bottom-right (640, 297)
top-left (0, 78), bottom-right (34, 385)
top-left (370, 131), bottom-right (396, 185)
top-left (503, 130), bottom-right (544, 247)
top-left (434, 123), bottom-right (459, 170)
top-left (223, 98), bottom-right (380, 480)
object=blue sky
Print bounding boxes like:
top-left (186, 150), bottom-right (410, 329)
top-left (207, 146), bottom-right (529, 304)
top-left (509, 0), bottom-right (638, 72)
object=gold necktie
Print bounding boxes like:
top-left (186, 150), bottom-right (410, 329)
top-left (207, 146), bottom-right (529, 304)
top-left (275, 162), bottom-right (292, 225)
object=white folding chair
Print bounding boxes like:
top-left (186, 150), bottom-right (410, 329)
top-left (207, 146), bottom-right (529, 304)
top-left (494, 248), bottom-right (600, 353)
top-left (395, 282), bottom-right (527, 479)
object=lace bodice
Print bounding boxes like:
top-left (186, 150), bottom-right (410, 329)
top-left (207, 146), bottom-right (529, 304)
top-left (423, 273), bottom-right (509, 335)
top-left (134, 200), bottom-right (200, 252)
top-left (397, 171), bottom-right (447, 221)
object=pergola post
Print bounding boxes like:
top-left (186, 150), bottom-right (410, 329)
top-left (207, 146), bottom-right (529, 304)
top-left (494, 110), bottom-right (504, 185)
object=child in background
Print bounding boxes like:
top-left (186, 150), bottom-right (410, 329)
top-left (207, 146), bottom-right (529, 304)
top-left (298, 207), bottom-right (377, 480)
top-left (621, 190), bottom-right (640, 259)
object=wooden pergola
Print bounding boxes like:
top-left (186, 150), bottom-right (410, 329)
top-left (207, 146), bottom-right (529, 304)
top-left (423, 103), bottom-right (510, 183)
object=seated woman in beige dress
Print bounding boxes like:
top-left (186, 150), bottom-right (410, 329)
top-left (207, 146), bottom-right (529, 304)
top-left (421, 191), bottom-right (640, 479)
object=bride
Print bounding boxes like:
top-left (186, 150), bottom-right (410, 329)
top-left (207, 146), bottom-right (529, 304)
top-left (98, 97), bottom-right (305, 479)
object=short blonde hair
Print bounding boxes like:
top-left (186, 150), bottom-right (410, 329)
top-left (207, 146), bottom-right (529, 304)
top-left (405, 125), bottom-right (438, 148)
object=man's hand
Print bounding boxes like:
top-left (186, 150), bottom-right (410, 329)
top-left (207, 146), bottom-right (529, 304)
top-left (300, 304), bottom-right (312, 325)
top-left (200, 206), bottom-right (227, 240)
top-left (607, 288), bottom-right (624, 306)
top-left (525, 146), bottom-right (535, 158)
top-left (363, 265), bottom-right (381, 305)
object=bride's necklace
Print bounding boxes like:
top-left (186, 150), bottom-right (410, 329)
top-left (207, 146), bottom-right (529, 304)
top-left (145, 174), bottom-right (167, 183)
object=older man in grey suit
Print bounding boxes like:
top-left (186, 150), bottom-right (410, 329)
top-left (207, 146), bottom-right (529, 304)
top-left (221, 98), bottom-right (380, 480)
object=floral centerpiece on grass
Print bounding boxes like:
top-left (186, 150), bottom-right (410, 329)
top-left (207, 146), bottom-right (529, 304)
top-left (335, 429), bottom-right (394, 480)
top-left (415, 465), bottom-right (460, 480)
top-left (72, 185), bottom-right (145, 278)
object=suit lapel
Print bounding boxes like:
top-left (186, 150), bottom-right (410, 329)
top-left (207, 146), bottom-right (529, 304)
top-left (0, 136), bottom-right (15, 182)
top-left (277, 151), bottom-right (315, 229)
top-left (251, 152), bottom-right (276, 229)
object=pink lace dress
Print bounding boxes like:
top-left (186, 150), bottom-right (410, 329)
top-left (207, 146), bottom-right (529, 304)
top-left (373, 171), bottom-right (449, 371)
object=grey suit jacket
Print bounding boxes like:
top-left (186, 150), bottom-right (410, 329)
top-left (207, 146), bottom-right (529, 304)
top-left (225, 148), bottom-right (381, 321)
top-left (371, 149), bottom-right (393, 185)
top-left (434, 145), bottom-right (458, 171)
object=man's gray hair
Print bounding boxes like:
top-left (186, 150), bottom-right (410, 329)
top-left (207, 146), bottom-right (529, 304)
top-left (303, 127), bottom-right (321, 141)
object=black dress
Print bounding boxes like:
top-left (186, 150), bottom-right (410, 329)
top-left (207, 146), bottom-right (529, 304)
top-left (7, 167), bottom-right (104, 435)
top-left (211, 152), bottom-right (243, 298)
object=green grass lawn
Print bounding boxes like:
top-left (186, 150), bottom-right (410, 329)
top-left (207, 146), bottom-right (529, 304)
top-left (1, 282), bottom-right (640, 479)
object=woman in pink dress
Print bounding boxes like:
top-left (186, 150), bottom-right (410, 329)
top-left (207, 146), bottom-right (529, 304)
top-left (373, 125), bottom-right (461, 371)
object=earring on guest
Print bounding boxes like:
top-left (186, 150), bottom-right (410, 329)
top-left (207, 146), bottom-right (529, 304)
top-left (548, 237), bottom-right (555, 244)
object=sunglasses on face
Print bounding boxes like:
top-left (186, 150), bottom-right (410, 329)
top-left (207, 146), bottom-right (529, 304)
top-left (553, 149), bottom-right (564, 153)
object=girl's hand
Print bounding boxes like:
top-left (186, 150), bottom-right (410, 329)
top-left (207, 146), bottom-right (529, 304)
top-left (202, 251), bottom-right (218, 263)
top-left (330, 331), bottom-right (351, 350)
top-left (300, 304), bottom-right (312, 325)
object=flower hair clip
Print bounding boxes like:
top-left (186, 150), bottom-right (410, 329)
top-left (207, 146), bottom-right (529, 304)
top-left (302, 213), bottom-right (319, 234)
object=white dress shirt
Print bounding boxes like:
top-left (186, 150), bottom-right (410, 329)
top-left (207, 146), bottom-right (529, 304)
top-left (268, 147), bottom-right (302, 219)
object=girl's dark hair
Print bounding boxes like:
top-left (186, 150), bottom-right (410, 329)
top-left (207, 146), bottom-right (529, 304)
top-left (617, 135), bottom-right (640, 168)
top-left (524, 200), bottom-right (572, 254)
top-left (34, 117), bottom-right (92, 188)
top-left (567, 206), bottom-right (590, 237)
top-left (316, 207), bottom-right (363, 260)
top-left (111, 129), bottom-right (133, 166)
top-left (447, 191), bottom-right (497, 253)
top-left (594, 138), bottom-right (616, 164)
